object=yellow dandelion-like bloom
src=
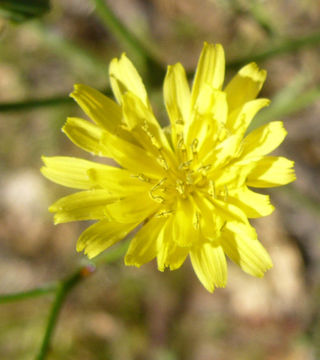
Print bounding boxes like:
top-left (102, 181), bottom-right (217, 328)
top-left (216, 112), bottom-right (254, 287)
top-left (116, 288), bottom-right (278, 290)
top-left (41, 43), bottom-right (295, 292)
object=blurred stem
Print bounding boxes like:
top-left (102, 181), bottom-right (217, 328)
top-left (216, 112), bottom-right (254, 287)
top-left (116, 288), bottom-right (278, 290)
top-left (92, 0), bottom-right (165, 83)
top-left (35, 266), bottom-right (95, 360)
top-left (29, 22), bottom-right (107, 74)
top-left (250, 84), bottom-right (320, 130)
top-left (0, 242), bottom-right (129, 359)
top-left (281, 184), bottom-right (320, 217)
top-left (227, 30), bottom-right (320, 69)
top-left (1, 30), bottom-right (320, 112)
top-left (0, 95), bottom-right (74, 112)
top-left (0, 283), bottom-right (56, 303)
top-left (229, 0), bottom-right (276, 37)
top-left (92, 238), bottom-right (130, 266)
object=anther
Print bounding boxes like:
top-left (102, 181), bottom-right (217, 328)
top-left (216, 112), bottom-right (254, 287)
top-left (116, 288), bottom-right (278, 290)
top-left (175, 117), bottom-right (184, 125)
top-left (156, 210), bottom-right (173, 217)
top-left (176, 180), bottom-right (187, 197)
top-left (149, 178), bottom-right (167, 203)
top-left (193, 211), bottom-right (201, 230)
top-left (224, 185), bottom-right (229, 201)
top-left (179, 160), bottom-right (192, 170)
top-left (130, 173), bottom-right (151, 183)
top-left (142, 121), bottom-right (162, 150)
top-left (208, 180), bottom-right (216, 198)
top-left (157, 154), bottom-right (169, 170)
top-left (197, 164), bottom-right (212, 175)
top-left (191, 138), bottom-right (199, 154)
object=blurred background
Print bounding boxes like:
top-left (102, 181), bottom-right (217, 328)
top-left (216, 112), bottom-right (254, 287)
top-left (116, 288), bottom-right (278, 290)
top-left (0, 0), bottom-right (320, 359)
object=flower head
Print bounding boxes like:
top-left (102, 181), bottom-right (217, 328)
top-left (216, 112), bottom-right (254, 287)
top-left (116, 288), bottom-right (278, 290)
top-left (41, 43), bottom-right (295, 292)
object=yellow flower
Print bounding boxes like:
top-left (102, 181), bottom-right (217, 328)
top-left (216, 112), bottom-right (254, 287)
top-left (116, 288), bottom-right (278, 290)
top-left (41, 43), bottom-right (295, 292)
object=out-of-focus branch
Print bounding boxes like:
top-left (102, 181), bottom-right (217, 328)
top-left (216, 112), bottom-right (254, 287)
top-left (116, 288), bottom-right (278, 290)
top-left (227, 30), bottom-right (320, 69)
top-left (0, 283), bottom-right (56, 303)
top-left (35, 265), bottom-right (95, 360)
top-left (92, 0), bottom-right (165, 84)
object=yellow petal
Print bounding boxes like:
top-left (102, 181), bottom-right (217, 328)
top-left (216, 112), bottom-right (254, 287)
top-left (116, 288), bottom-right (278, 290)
top-left (202, 133), bottom-right (242, 168)
top-left (121, 92), bottom-right (173, 162)
top-left (221, 221), bottom-right (273, 277)
top-left (49, 190), bottom-right (117, 224)
top-left (226, 98), bottom-right (270, 134)
top-left (101, 131), bottom-right (165, 178)
top-left (247, 156), bottom-right (296, 187)
top-left (77, 220), bottom-right (136, 259)
top-left (106, 192), bottom-right (160, 223)
top-left (192, 194), bottom-right (224, 241)
top-left (41, 156), bottom-right (107, 189)
top-left (163, 63), bottom-right (191, 145)
top-left (70, 84), bottom-right (122, 132)
top-left (212, 198), bottom-right (248, 224)
top-left (109, 53), bottom-right (149, 107)
top-left (187, 87), bottom-right (227, 148)
top-left (88, 166), bottom-right (149, 195)
top-left (225, 62), bottom-right (267, 112)
top-left (62, 117), bottom-right (109, 157)
top-left (228, 186), bottom-right (275, 218)
top-left (210, 162), bottom-right (255, 190)
top-left (191, 43), bottom-right (225, 108)
top-left (157, 217), bottom-right (189, 271)
top-left (190, 242), bottom-right (227, 292)
top-left (241, 121), bottom-right (287, 158)
top-left (125, 216), bottom-right (165, 267)
top-left (172, 197), bottom-right (200, 247)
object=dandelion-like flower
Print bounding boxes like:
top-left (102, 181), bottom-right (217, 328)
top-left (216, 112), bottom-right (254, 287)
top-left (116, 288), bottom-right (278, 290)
top-left (41, 43), bottom-right (295, 292)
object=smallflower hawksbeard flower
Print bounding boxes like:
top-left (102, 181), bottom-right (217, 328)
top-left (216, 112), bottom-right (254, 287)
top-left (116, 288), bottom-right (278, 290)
top-left (41, 43), bottom-right (296, 292)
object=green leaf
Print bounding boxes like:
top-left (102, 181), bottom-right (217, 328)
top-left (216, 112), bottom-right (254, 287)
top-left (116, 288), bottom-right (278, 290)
top-left (0, 0), bottom-right (50, 23)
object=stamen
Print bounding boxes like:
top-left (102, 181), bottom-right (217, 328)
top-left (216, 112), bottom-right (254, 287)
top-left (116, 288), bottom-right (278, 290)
top-left (176, 179), bottom-right (186, 197)
top-left (142, 121), bottom-right (162, 150)
top-left (130, 173), bottom-right (151, 183)
top-left (157, 154), bottom-right (169, 170)
top-left (175, 117), bottom-right (184, 125)
top-left (150, 178), bottom-right (167, 203)
top-left (179, 159), bottom-right (192, 170)
top-left (186, 171), bottom-right (194, 185)
top-left (197, 164), bottom-right (212, 175)
top-left (156, 209), bottom-right (173, 217)
top-left (193, 211), bottom-right (201, 230)
top-left (208, 180), bottom-right (216, 198)
top-left (191, 138), bottom-right (199, 160)
top-left (224, 185), bottom-right (229, 201)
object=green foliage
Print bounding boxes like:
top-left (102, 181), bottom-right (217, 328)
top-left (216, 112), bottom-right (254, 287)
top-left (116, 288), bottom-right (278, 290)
top-left (0, 0), bottom-right (50, 23)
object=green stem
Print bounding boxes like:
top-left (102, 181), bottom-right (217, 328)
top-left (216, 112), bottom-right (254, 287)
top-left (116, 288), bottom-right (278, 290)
top-left (227, 30), bottom-right (320, 69)
top-left (1, 31), bottom-right (320, 113)
top-left (250, 84), bottom-right (320, 130)
top-left (280, 185), bottom-right (320, 217)
top-left (0, 283), bottom-right (57, 304)
top-left (35, 265), bottom-right (95, 360)
top-left (229, 0), bottom-right (276, 37)
top-left (29, 22), bottom-right (107, 75)
top-left (0, 88), bottom-right (112, 112)
top-left (92, 238), bottom-right (130, 266)
top-left (92, 0), bottom-right (164, 83)
top-left (0, 95), bottom-right (74, 112)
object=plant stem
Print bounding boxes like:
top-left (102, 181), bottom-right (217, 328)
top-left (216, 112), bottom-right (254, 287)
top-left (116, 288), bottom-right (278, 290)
top-left (0, 283), bottom-right (57, 304)
top-left (280, 185), bottom-right (320, 217)
top-left (92, 0), bottom-right (165, 84)
top-left (29, 22), bottom-right (107, 75)
top-left (35, 265), bottom-right (95, 360)
top-left (227, 30), bottom-right (320, 69)
top-left (1, 30), bottom-right (320, 113)
top-left (0, 95), bottom-right (74, 112)
top-left (250, 84), bottom-right (320, 130)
